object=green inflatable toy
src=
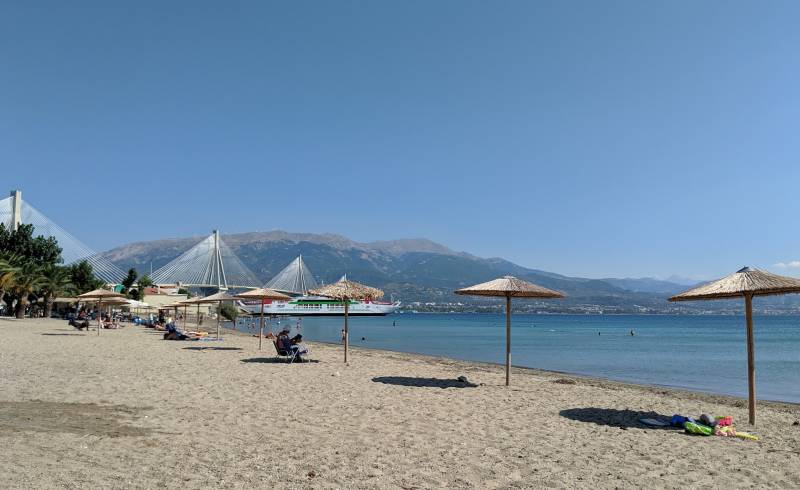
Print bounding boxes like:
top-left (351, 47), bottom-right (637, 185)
top-left (684, 421), bottom-right (714, 436)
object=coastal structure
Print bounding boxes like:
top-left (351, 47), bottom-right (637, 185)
top-left (263, 255), bottom-right (318, 294)
top-left (241, 256), bottom-right (400, 316)
top-left (0, 190), bottom-right (125, 283)
top-left (150, 230), bottom-right (260, 290)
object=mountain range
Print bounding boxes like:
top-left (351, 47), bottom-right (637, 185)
top-left (99, 231), bottom-right (800, 313)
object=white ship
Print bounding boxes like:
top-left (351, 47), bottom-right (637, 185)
top-left (240, 256), bottom-right (401, 316)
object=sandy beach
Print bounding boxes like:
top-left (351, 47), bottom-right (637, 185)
top-left (1, 318), bottom-right (799, 489)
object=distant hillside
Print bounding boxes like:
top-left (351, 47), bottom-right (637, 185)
top-left (100, 231), bottom-right (800, 313)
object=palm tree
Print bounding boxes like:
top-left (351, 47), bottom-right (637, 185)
top-left (40, 265), bottom-right (73, 318)
top-left (0, 255), bottom-right (20, 316)
top-left (11, 262), bottom-right (45, 318)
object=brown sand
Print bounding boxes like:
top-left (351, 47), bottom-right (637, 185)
top-left (1, 317), bottom-right (799, 489)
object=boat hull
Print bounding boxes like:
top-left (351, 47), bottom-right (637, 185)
top-left (240, 298), bottom-right (400, 317)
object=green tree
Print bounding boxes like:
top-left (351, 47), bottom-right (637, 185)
top-left (10, 261), bottom-right (45, 318)
top-left (0, 223), bottom-right (63, 267)
top-left (67, 260), bottom-right (104, 294)
top-left (138, 274), bottom-right (154, 289)
top-left (40, 265), bottom-right (74, 318)
top-left (121, 268), bottom-right (138, 296)
top-left (219, 302), bottom-right (239, 323)
top-left (0, 255), bottom-right (20, 315)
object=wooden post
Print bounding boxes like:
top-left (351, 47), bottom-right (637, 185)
top-left (505, 295), bottom-right (511, 386)
top-left (745, 294), bottom-right (756, 425)
top-left (259, 300), bottom-right (264, 351)
top-left (344, 300), bottom-right (349, 363)
top-left (216, 301), bottom-right (221, 339)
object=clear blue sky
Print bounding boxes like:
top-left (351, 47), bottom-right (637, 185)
top-left (2, 1), bottom-right (799, 280)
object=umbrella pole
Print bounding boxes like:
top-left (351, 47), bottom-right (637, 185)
top-left (506, 295), bottom-right (511, 386)
top-left (344, 301), bottom-right (349, 363)
top-left (259, 300), bottom-right (264, 351)
top-left (217, 300), bottom-right (221, 339)
top-left (97, 300), bottom-right (102, 336)
top-left (745, 294), bottom-right (756, 425)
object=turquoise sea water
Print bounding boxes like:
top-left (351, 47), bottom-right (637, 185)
top-left (228, 314), bottom-right (800, 403)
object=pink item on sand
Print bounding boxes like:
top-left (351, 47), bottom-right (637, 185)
top-left (715, 416), bottom-right (733, 427)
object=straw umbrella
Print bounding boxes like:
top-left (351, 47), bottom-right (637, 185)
top-left (176, 298), bottom-right (195, 330)
top-left (77, 289), bottom-right (126, 335)
top-left (669, 266), bottom-right (800, 425)
top-left (309, 279), bottom-right (384, 363)
top-left (235, 288), bottom-right (290, 350)
top-left (192, 291), bottom-right (237, 339)
top-left (455, 276), bottom-right (564, 386)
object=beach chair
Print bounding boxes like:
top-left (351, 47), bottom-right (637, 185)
top-left (273, 337), bottom-right (307, 363)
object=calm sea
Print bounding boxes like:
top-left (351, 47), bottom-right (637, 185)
top-left (227, 313), bottom-right (800, 403)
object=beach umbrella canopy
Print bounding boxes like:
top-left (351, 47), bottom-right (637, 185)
top-left (309, 279), bottom-right (384, 363)
top-left (77, 289), bottom-right (125, 300)
top-left (235, 288), bottom-right (291, 350)
top-left (670, 266), bottom-right (800, 425)
top-left (77, 289), bottom-right (125, 335)
top-left (455, 276), bottom-right (565, 386)
top-left (192, 292), bottom-right (238, 339)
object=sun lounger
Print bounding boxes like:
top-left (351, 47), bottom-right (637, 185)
top-left (68, 319), bottom-right (89, 331)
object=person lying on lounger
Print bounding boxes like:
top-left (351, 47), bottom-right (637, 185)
top-left (69, 318), bottom-right (90, 330)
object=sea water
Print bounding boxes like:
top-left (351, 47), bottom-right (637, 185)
top-left (228, 314), bottom-right (800, 403)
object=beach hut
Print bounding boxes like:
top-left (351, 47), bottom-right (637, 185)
top-left (192, 291), bottom-right (237, 339)
top-left (77, 288), bottom-right (126, 335)
top-left (669, 266), bottom-right (800, 425)
top-left (309, 279), bottom-right (384, 363)
top-left (235, 288), bottom-right (290, 350)
top-left (455, 276), bottom-right (564, 386)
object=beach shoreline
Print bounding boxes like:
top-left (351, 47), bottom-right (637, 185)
top-left (2, 318), bottom-right (799, 488)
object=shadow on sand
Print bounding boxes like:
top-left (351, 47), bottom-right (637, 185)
top-left (182, 346), bottom-right (243, 351)
top-left (372, 376), bottom-right (478, 389)
top-left (559, 407), bottom-right (674, 430)
top-left (240, 357), bottom-right (319, 364)
top-left (41, 333), bottom-right (85, 336)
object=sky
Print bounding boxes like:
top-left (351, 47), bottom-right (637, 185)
top-left (2, 1), bottom-right (799, 280)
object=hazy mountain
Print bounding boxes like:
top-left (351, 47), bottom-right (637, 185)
top-left (600, 277), bottom-right (692, 295)
top-left (100, 230), bottom-right (792, 313)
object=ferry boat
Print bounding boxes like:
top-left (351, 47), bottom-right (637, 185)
top-left (242, 296), bottom-right (401, 316)
top-left (240, 255), bottom-right (400, 316)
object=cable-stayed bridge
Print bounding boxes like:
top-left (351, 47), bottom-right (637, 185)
top-left (0, 190), bottom-right (126, 283)
top-left (150, 230), bottom-right (260, 290)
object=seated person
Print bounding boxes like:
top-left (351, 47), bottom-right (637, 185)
top-left (276, 333), bottom-right (308, 358)
top-left (102, 314), bottom-right (118, 329)
top-left (163, 322), bottom-right (198, 340)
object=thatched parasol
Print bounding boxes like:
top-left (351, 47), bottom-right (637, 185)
top-left (235, 288), bottom-right (290, 350)
top-left (192, 291), bottom-right (237, 339)
top-left (308, 279), bottom-right (384, 363)
top-left (455, 276), bottom-right (565, 386)
top-left (77, 289), bottom-right (125, 335)
top-left (670, 266), bottom-right (800, 425)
